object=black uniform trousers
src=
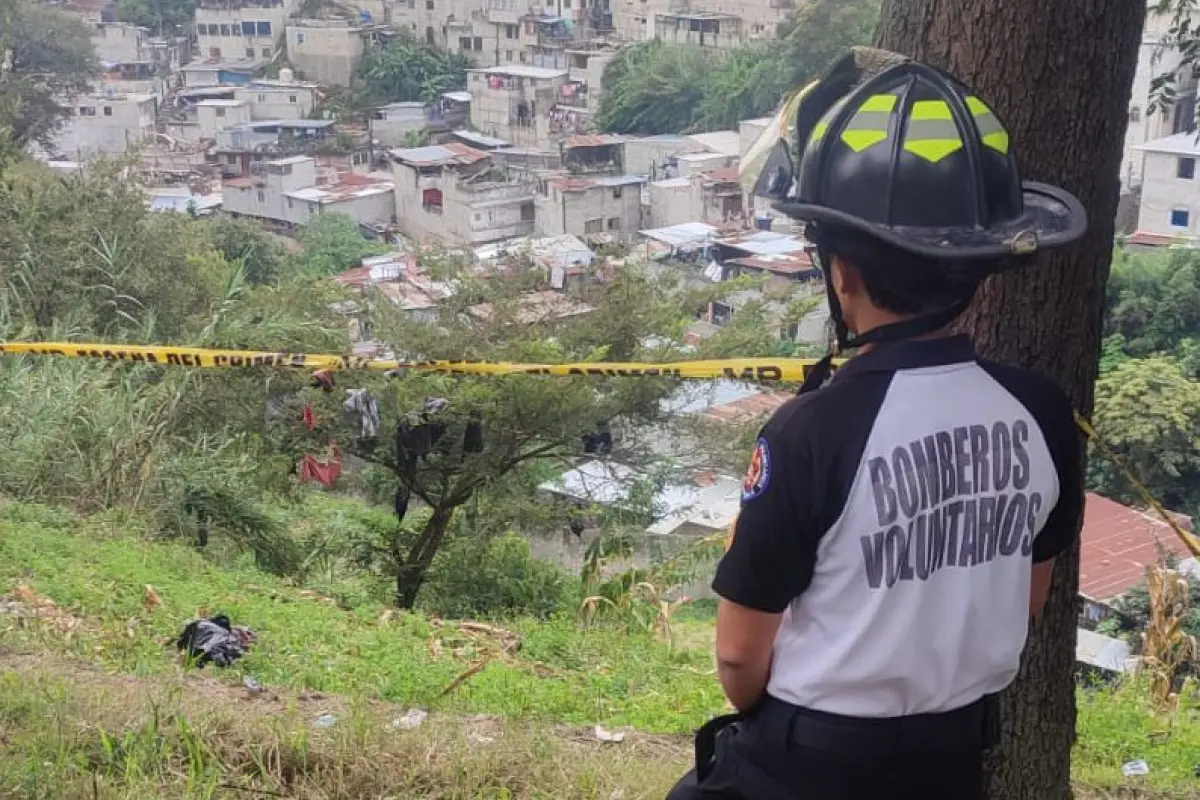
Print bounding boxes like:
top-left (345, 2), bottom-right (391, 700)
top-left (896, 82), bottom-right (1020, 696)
top-left (667, 694), bottom-right (994, 800)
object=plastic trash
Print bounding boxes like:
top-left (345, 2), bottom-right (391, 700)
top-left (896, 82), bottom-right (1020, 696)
top-left (313, 714), bottom-right (338, 729)
top-left (1122, 759), bottom-right (1150, 777)
top-left (391, 709), bottom-right (428, 731)
top-left (243, 676), bottom-right (263, 694)
top-left (593, 725), bottom-right (625, 743)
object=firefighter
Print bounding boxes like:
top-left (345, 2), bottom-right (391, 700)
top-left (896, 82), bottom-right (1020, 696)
top-left (668, 48), bottom-right (1088, 800)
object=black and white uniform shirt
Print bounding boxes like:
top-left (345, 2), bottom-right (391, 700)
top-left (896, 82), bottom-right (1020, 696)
top-left (713, 335), bottom-right (1083, 718)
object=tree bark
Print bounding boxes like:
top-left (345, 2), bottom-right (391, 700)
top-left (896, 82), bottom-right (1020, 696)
top-left (395, 505), bottom-right (455, 609)
top-left (876, 2), bottom-right (1145, 797)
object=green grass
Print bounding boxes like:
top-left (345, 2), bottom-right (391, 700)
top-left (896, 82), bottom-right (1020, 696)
top-left (0, 500), bottom-right (1199, 797)
top-left (0, 502), bottom-right (726, 734)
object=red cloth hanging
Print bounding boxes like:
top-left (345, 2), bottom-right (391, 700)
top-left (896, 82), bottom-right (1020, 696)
top-left (299, 443), bottom-right (342, 487)
top-left (302, 405), bottom-right (317, 430)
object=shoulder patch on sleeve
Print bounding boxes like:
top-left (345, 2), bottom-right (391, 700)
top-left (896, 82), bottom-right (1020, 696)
top-left (741, 436), bottom-right (773, 502)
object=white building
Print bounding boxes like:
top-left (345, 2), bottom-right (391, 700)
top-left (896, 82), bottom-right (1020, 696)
top-left (222, 155), bottom-right (395, 228)
top-left (1121, 4), bottom-right (1200, 190)
top-left (196, 99), bottom-right (252, 139)
top-left (91, 21), bottom-right (149, 64)
top-left (468, 65), bottom-right (569, 149)
top-left (194, 0), bottom-right (297, 63)
top-left (535, 173), bottom-right (645, 241)
top-left (53, 91), bottom-right (158, 157)
top-left (286, 20), bottom-right (370, 86)
top-left (234, 77), bottom-right (320, 120)
top-left (392, 143), bottom-right (537, 245)
top-left (1132, 132), bottom-right (1200, 244)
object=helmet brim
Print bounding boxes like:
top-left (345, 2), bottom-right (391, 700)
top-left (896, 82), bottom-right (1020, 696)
top-left (775, 181), bottom-right (1088, 261)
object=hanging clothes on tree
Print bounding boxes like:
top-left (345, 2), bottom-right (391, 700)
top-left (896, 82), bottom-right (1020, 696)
top-left (344, 388), bottom-right (380, 440)
top-left (299, 443), bottom-right (342, 487)
top-left (302, 405), bottom-right (317, 431)
top-left (582, 421), bottom-right (613, 455)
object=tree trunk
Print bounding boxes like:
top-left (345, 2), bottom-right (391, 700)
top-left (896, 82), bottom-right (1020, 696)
top-left (876, 2), bottom-right (1145, 797)
top-left (395, 505), bottom-right (454, 609)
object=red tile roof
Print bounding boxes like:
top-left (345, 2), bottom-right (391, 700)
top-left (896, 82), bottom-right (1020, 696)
top-left (565, 134), bottom-right (626, 148)
top-left (726, 253), bottom-right (815, 276)
top-left (699, 390), bottom-right (790, 424)
top-left (705, 165), bottom-right (740, 183)
top-left (1080, 493), bottom-right (1191, 602)
top-left (1126, 230), bottom-right (1193, 247)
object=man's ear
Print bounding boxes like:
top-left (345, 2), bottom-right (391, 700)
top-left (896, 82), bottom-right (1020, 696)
top-left (830, 255), bottom-right (859, 299)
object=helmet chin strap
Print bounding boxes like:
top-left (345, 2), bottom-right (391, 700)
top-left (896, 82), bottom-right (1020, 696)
top-left (797, 246), bottom-right (972, 396)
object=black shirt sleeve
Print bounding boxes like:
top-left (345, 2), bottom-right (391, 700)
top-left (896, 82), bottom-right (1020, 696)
top-left (1032, 389), bottom-right (1084, 564)
top-left (712, 413), bottom-right (822, 613)
top-left (978, 359), bottom-right (1084, 564)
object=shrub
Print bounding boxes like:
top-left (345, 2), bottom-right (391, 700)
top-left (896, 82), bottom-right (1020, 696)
top-left (420, 532), bottom-right (571, 620)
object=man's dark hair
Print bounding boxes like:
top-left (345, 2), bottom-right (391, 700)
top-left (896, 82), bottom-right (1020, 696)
top-left (810, 224), bottom-right (997, 316)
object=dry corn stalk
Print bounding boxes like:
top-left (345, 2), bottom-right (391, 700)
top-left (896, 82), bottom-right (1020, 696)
top-left (1141, 566), bottom-right (1197, 708)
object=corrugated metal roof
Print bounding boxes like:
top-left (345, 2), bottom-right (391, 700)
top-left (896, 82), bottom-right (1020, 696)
top-left (1076, 628), bottom-right (1133, 673)
top-left (726, 253), bottom-right (815, 275)
top-left (639, 222), bottom-right (719, 249)
top-left (452, 129), bottom-right (511, 148)
top-left (391, 142), bottom-right (488, 166)
top-left (565, 134), bottom-right (627, 148)
top-left (1080, 493), bottom-right (1192, 601)
top-left (717, 230), bottom-right (809, 256)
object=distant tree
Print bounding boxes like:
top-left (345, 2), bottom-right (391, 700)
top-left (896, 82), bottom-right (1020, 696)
top-left (205, 215), bottom-right (287, 286)
top-left (598, 0), bottom-right (880, 135)
top-left (596, 40), bottom-right (716, 134)
top-left (355, 32), bottom-right (471, 106)
top-left (1089, 355), bottom-right (1200, 516)
top-left (114, 0), bottom-right (196, 36)
top-left (1105, 246), bottom-right (1200, 360)
top-left (1, 2), bottom-right (97, 150)
top-left (314, 258), bottom-right (692, 608)
top-left (291, 212), bottom-right (388, 278)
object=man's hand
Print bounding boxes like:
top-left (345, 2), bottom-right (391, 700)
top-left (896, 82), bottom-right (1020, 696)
top-left (715, 598), bottom-right (783, 712)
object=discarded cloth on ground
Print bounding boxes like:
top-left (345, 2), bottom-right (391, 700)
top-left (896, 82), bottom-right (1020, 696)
top-left (175, 614), bottom-right (256, 668)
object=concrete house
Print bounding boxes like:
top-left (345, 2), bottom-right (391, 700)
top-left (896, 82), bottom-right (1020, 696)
top-left (196, 99), bottom-right (252, 139)
top-left (468, 65), bottom-right (569, 149)
top-left (181, 59), bottom-right (266, 87)
top-left (194, 0), bottom-right (298, 63)
top-left (392, 143), bottom-right (538, 245)
top-left (535, 173), bottom-right (644, 241)
top-left (1132, 132), bottom-right (1200, 244)
top-left (222, 155), bottom-right (395, 229)
top-left (91, 21), bottom-right (149, 64)
top-left (234, 76), bottom-right (320, 120)
top-left (286, 20), bottom-right (369, 85)
top-left (53, 91), bottom-right (158, 157)
top-left (647, 166), bottom-right (744, 228)
top-left (1121, 4), bottom-right (1200, 190)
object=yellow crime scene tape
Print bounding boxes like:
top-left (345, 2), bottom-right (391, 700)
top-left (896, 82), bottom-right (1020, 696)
top-left (0, 342), bottom-right (833, 383)
top-left (1, 341), bottom-right (1196, 561)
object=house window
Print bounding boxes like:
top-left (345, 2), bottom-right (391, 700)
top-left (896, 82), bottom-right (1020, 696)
top-left (506, 50), bottom-right (513, 61)
top-left (612, 187), bottom-right (622, 198)
top-left (426, 26), bottom-right (435, 43)
top-left (209, 47), bottom-right (221, 58)
top-left (520, 201), bottom-right (534, 221)
top-left (242, 21), bottom-right (255, 35)
top-left (423, 188), bottom-right (444, 214)
top-left (296, 32), bottom-right (306, 44)
top-left (246, 47), bottom-right (255, 57)
top-left (474, 36), bottom-right (483, 50)
top-left (216, 107), bottom-right (227, 117)
top-left (197, 24), bottom-right (208, 34)
top-left (564, 0), bottom-right (571, 7)
top-left (1180, 156), bottom-right (1196, 180)
top-left (78, 106), bottom-right (96, 116)
top-left (584, 218), bottom-right (603, 234)
top-left (519, 51), bottom-right (527, 62)
top-left (257, 190), bottom-right (265, 202)
top-left (258, 93), bottom-right (267, 103)
top-left (219, 24), bottom-right (231, 36)
top-left (103, 106), bottom-right (113, 117)
top-left (290, 94), bottom-right (298, 103)
top-left (287, 198), bottom-right (293, 209)
top-left (426, 0), bottom-right (434, 8)
top-left (506, 24), bottom-right (517, 38)
top-left (226, 154), bottom-right (238, 164)
top-left (460, 36), bottom-right (471, 50)
top-left (1171, 208), bottom-right (1190, 228)
top-left (262, 47), bottom-right (273, 58)
top-left (256, 21), bottom-right (271, 35)
top-left (607, 217), bottom-right (620, 230)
